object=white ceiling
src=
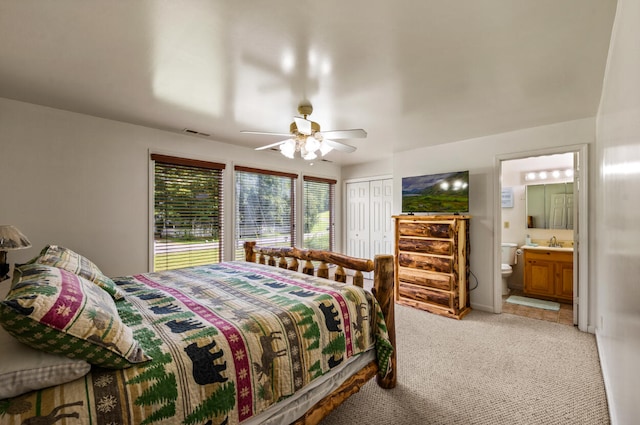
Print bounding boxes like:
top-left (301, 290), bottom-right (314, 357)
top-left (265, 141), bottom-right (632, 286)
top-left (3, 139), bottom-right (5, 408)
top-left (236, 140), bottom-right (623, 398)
top-left (0, 1), bottom-right (617, 165)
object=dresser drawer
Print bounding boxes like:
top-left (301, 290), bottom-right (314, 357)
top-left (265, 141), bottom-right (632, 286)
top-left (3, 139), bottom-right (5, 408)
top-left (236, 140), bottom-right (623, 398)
top-left (398, 267), bottom-right (452, 291)
top-left (398, 282), bottom-right (452, 310)
top-left (398, 237), bottom-right (452, 256)
top-left (398, 221), bottom-right (453, 238)
top-left (398, 253), bottom-right (453, 274)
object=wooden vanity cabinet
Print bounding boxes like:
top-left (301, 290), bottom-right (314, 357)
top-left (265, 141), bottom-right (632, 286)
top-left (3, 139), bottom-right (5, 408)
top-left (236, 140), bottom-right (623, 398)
top-left (393, 215), bottom-right (471, 319)
top-left (523, 249), bottom-right (573, 302)
top-left (555, 260), bottom-right (574, 300)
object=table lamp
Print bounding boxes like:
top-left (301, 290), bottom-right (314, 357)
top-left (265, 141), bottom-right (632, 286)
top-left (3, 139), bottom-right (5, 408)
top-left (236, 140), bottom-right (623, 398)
top-left (0, 225), bottom-right (32, 281)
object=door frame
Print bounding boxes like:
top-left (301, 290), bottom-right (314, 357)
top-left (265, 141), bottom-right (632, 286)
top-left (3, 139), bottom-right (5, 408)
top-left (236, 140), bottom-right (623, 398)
top-left (493, 144), bottom-right (589, 332)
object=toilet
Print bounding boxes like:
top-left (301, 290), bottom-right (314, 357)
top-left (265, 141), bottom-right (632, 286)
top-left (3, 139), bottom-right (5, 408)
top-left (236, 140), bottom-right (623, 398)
top-left (501, 243), bottom-right (518, 295)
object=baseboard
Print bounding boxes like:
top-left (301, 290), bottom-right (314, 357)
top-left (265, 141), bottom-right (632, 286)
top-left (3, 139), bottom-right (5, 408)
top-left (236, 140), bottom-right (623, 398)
top-left (470, 302), bottom-right (494, 313)
top-left (595, 329), bottom-right (617, 424)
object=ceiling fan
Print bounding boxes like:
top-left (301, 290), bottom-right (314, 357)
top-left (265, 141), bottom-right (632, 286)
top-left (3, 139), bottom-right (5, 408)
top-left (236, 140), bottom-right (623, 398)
top-left (241, 100), bottom-right (367, 160)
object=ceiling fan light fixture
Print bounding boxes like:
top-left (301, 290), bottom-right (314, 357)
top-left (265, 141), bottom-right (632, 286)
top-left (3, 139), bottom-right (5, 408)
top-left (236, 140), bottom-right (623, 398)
top-left (305, 136), bottom-right (320, 152)
top-left (247, 100), bottom-right (366, 160)
top-left (302, 150), bottom-right (317, 161)
top-left (280, 139), bottom-right (296, 158)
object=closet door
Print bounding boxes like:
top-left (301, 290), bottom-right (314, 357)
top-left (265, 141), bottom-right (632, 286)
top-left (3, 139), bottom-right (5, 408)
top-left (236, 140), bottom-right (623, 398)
top-left (370, 179), bottom-right (394, 256)
top-left (346, 181), bottom-right (370, 260)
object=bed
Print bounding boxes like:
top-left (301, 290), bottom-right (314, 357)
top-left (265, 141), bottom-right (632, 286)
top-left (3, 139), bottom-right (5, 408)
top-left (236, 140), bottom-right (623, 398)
top-left (0, 242), bottom-right (396, 425)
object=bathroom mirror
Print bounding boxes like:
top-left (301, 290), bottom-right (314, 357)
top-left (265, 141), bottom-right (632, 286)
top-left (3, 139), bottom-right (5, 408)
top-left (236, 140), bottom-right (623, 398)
top-left (525, 182), bottom-right (573, 229)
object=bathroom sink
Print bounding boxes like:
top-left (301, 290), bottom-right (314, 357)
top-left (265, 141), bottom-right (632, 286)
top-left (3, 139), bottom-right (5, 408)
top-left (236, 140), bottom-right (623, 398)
top-left (520, 245), bottom-right (573, 252)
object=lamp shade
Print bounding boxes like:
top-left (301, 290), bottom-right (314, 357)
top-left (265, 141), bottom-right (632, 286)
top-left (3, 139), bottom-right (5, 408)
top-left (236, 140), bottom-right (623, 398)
top-left (0, 225), bottom-right (32, 250)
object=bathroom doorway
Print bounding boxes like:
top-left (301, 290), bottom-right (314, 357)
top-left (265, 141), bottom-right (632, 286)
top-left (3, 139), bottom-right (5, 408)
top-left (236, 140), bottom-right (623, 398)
top-left (494, 144), bottom-right (589, 332)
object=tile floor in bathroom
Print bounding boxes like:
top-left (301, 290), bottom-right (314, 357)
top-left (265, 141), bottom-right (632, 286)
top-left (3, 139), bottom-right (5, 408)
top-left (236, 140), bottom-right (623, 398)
top-left (502, 289), bottom-right (574, 326)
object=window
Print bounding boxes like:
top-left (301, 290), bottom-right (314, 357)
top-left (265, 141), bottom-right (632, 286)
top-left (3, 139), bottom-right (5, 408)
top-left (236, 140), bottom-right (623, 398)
top-left (152, 154), bottom-right (224, 271)
top-left (234, 166), bottom-right (297, 259)
top-left (303, 176), bottom-right (336, 250)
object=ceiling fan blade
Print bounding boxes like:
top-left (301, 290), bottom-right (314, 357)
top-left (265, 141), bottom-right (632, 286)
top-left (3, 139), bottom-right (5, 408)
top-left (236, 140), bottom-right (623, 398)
top-left (324, 139), bottom-right (357, 153)
top-left (241, 130), bottom-right (293, 137)
top-left (294, 117), bottom-right (312, 135)
top-left (318, 129), bottom-right (367, 139)
top-left (254, 139), bottom-right (289, 151)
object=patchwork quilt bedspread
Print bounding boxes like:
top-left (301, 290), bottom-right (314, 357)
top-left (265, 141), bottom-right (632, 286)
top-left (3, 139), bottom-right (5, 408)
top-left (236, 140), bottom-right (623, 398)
top-left (1, 261), bottom-right (393, 425)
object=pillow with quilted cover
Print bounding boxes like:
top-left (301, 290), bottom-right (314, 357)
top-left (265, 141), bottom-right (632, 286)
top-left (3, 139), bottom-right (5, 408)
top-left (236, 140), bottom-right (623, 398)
top-left (0, 264), bottom-right (150, 369)
top-left (28, 244), bottom-right (125, 300)
top-left (0, 283), bottom-right (91, 398)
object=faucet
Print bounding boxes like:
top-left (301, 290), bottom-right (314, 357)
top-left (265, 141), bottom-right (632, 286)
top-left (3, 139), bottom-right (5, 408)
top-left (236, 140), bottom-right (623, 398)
top-left (548, 236), bottom-right (560, 247)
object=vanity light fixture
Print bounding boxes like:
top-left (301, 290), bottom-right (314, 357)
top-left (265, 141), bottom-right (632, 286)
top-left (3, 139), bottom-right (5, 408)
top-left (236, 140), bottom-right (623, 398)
top-left (523, 168), bottom-right (574, 183)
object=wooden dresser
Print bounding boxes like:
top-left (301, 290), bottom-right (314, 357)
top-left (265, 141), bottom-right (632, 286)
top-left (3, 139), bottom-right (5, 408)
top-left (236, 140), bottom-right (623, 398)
top-left (393, 215), bottom-right (471, 319)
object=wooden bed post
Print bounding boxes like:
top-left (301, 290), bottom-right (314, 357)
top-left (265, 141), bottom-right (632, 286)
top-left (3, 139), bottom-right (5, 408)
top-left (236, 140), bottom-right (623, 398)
top-left (244, 241), bottom-right (256, 263)
top-left (373, 254), bottom-right (397, 389)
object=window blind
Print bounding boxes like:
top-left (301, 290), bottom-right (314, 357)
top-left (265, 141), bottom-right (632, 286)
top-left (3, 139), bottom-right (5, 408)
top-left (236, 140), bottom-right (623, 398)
top-left (303, 176), bottom-right (336, 250)
top-left (234, 166), bottom-right (297, 259)
top-left (152, 154), bottom-right (225, 271)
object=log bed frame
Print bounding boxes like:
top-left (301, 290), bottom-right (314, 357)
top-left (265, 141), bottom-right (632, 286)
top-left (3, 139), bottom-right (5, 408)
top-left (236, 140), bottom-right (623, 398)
top-left (243, 241), bottom-right (397, 424)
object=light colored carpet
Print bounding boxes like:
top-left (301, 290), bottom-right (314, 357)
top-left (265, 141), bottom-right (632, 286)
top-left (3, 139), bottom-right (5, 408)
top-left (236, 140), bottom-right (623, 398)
top-left (322, 305), bottom-right (609, 425)
top-left (506, 295), bottom-right (561, 311)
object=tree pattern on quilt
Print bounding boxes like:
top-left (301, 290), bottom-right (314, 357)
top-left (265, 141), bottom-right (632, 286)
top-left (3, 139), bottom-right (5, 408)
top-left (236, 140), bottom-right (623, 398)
top-left (0, 262), bottom-right (393, 425)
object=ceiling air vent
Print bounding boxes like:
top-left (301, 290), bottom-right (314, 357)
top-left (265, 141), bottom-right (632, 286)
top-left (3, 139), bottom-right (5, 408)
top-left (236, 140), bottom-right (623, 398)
top-left (182, 128), bottom-right (211, 137)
